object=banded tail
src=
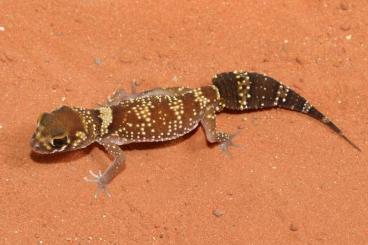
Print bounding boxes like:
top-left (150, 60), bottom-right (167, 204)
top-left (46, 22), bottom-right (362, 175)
top-left (212, 71), bottom-right (361, 151)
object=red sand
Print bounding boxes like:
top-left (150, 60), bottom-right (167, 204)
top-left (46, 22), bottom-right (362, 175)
top-left (1, 1), bottom-right (367, 244)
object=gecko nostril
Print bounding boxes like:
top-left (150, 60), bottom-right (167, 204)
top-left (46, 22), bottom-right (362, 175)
top-left (30, 135), bottom-right (40, 149)
top-left (32, 141), bottom-right (38, 149)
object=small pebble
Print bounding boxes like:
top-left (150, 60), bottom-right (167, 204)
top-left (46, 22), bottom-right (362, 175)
top-left (295, 57), bottom-right (303, 65)
top-left (0, 26), bottom-right (5, 31)
top-left (289, 223), bottom-right (298, 231)
top-left (171, 75), bottom-right (180, 82)
top-left (340, 23), bottom-right (351, 31)
top-left (345, 34), bottom-right (352, 40)
top-left (212, 209), bottom-right (225, 217)
top-left (95, 58), bottom-right (102, 65)
top-left (340, 2), bottom-right (349, 10)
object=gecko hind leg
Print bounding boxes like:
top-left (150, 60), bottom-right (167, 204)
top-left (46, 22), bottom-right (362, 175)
top-left (200, 106), bottom-right (239, 156)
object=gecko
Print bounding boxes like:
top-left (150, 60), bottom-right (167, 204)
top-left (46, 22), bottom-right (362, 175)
top-left (30, 71), bottom-right (361, 197)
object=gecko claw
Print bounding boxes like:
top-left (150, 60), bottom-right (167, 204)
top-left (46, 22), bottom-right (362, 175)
top-left (84, 170), bottom-right (111, 198)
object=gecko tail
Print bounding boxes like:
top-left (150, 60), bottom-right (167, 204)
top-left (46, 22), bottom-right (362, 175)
top-left (212, 71), bottom-right (361, 151)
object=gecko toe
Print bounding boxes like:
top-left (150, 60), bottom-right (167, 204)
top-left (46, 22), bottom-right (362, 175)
top-left (84, 170), bottom-right (111, 198)
top-left (219, 131), bottom-right (240, 157)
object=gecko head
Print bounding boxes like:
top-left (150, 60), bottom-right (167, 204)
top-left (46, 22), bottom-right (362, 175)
top-left (31, 106), bottom-right (92, 154)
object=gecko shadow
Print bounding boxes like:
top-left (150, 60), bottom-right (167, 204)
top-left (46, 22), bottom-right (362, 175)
top-left (30, 147), bottom-right (92, 164)
top-left (114, 126), bottom-right (199, 152)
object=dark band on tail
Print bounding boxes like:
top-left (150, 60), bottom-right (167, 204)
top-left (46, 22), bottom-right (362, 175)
top-left (212, 71), bottom-right (361, 151)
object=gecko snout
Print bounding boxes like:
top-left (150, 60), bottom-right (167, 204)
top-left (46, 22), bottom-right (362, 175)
top-left (30, 133), bottom-right (49, 154)
top-left (30, 134), bottom-right (41, 150)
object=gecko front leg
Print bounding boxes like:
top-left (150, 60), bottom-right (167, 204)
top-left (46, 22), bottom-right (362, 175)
top-left (200, 106), bottom-right (238, 155)
top-left (104, 82), bottom-right (181, 106)
top-left (84, 139), bottom-right (125, 198)
top-left (105, 80), bottom-right (139, 106)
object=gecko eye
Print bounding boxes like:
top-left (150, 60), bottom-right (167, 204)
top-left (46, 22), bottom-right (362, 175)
top-left (51, 136), bottom-right (68, 149)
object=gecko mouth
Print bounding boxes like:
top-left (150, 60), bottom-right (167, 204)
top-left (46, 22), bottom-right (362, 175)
top-left (30, 134), bottom-right (50, 154)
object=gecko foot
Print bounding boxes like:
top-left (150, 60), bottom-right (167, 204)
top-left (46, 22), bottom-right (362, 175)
top-left (102, 80), bottom-right (139, 106)
top-left (103, 89), bottom-right (129, 106)
top-left (219, 131), bottom-right (240, 157)
top-left (84, 170), bottom-right (111, 198)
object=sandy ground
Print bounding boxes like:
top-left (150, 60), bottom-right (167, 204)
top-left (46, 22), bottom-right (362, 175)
top-left (0, 0), bottom-right (367, 244)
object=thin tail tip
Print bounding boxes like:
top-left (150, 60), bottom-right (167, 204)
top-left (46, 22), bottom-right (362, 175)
top-left (351, 143), bottom-right (362, 152)
top-left (352, 144), bottom-right (362, 152)
top-left (340, 133), bottom-right (362, 152)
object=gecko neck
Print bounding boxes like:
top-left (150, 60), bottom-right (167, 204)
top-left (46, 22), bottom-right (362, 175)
top-left (71, 107), bottom-right (103, 143)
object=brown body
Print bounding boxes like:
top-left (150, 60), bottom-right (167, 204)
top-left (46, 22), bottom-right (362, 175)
top-left (31, 71), bottom-right (360, 197)
top-left (106, 86), bottom-right (222, 143)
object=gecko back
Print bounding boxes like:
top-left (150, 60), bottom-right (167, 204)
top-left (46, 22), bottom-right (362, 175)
top-left (212, 71), bottom-right (361, 151)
